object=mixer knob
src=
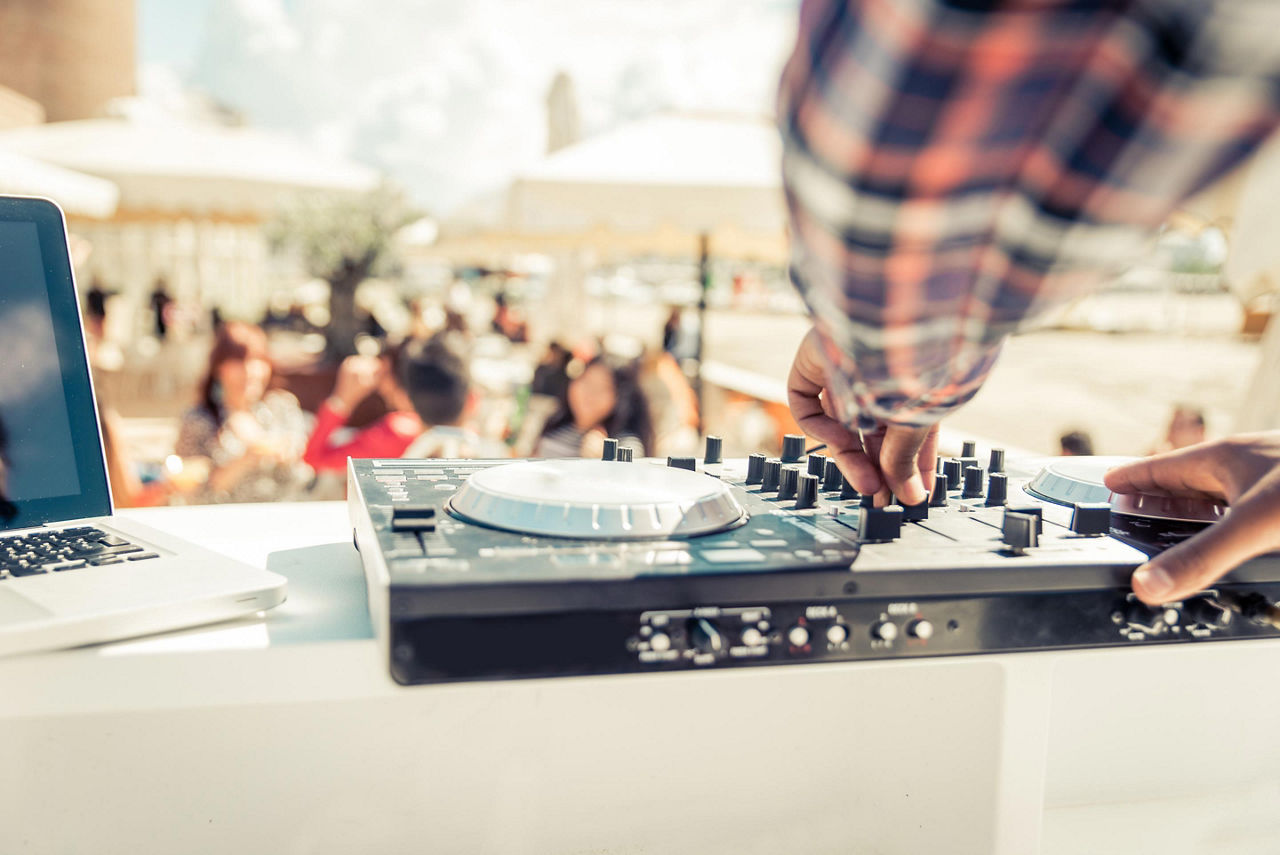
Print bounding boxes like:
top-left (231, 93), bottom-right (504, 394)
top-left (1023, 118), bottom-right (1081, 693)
top-left (795, 474), bottom-right (819, 509)
top-left (985, 473), bottom-right (1008, 507)
top-left (602, 437), bottom-right (619, 461)
top-left (1124, 601), bottom-right (1165, 630)
top-left (840, 479), bottom-right (860, 501)
top-left (616, 446), bottom-right (634, 462)
top-left (961, 440), bottom-right (977, 459)
top-left (930, 474), bottom-right (949, 507)
top-left (823, 458), bottom-right (843, 492)
top-left (788, 625), bottom-right (811, 647)
top-left (942, 459), bottom-right (962, 491)
top-left (690, 618), bottom-right (726, 654)
top-left (901, 500), bottom-right (929, 522)
top-left (858, 506), bottom-right (903, 543)
top-left (807, 454), bottom-right (827, 477)
top-left (962, 466), bottom-right (985, 499)
top-left (649, 632), bottom-right (672, 652)
top-left (826, 624), bottom-right (848, 644)
top-left (782, 434), bottom-right (806, 463)
top-left (667, 456), bottom-right (696, 472)
top-left (906, 619), bottom-right (934, 640)
top-left (703, 435), bottom-right (723, 465)
top-left (1001, 510), bottom-right (1040, 554)
top-left (1070, 502), bottom-right (1111, 536)
top-left (778, 466), bottom-right (800, 501)
top-left (871, 621), bottom-right (899, 642)
top-left (741, 627), bottom-right (765, 647)
top-left (1184, 597), bottom-right (1232, 628)
top-left (746, 452), bottom-right (766, 484)
top-left (988, 448), bottom-right (1006, 474)
top-left (761, 460), bottom-right (782, 492)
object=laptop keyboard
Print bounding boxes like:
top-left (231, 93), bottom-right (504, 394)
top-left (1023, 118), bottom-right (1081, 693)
top-left (0, 526), bottom-right (159, 579)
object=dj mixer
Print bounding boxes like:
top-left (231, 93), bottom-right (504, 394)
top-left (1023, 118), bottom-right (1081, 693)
top-left (348, 436), bottom-right (1280, 685)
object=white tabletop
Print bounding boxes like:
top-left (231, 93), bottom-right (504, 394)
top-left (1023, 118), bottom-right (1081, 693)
top-left (3, 502), bottom-right (1279, 855)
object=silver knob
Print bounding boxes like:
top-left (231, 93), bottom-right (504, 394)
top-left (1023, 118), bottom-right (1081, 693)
top-left (871, 621), bottom-right (899, 642)
top-left (788, 626), bottom-right (810, 647)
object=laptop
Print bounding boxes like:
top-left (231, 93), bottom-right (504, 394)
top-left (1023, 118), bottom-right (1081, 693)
top-left (0, 195), bottom-right (286, 656)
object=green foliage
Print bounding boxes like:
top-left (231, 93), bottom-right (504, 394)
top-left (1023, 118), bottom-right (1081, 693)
top-left (267, 184), bottom-right (422, 285)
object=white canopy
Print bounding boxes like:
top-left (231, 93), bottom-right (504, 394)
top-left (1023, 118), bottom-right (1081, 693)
top-left (0, 148), bottom-right (118, 219)
top-left (0, 119), bottom-right (379, 219)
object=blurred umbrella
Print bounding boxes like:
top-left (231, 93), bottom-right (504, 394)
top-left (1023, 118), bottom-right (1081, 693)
top-left (0, 148), bottom-right (117, 219)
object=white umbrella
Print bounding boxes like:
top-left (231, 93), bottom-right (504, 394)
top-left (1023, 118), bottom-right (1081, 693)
top-left (0, 147), bottom-right (118, 219)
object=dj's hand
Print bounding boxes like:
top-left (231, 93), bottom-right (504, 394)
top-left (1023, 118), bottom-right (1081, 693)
top-left (787, 328), bottom-right (937, 506)
top-left (1104, 432), bottom-right (1280, 605)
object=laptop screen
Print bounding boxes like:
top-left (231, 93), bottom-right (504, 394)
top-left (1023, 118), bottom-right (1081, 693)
top-left (0, 197), bottom-right (110, 531)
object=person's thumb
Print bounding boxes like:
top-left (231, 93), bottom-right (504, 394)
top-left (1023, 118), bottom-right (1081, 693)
top-left (1131, 497), bottom-right (1277, 604)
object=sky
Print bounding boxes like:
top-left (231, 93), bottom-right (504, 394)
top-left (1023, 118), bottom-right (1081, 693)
top-left (138, 0), bottom-right (800, 214)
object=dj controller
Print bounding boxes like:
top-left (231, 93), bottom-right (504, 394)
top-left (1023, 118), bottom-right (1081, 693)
top-left (348, 436), bottom-right (1280, 685)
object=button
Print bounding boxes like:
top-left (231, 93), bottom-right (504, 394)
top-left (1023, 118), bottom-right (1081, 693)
top-left (778, 466), bottom-right (800, 501)
top-left (781, 434), bottom-right (806, 463)
top-left (826, 624), bottom-right (848, 644)
top-left (985, 473), bottom-right (1008, 507)
top-left (788, 626), bottom-right (810, 647)
top-left (962, 466), bottom-right (985, 499)
top-left (795, 474), bottom-right (819, 509)
top-left (602, 437), bottom-right (619, 461)
top-left (823, 458), bottom-right (843, 492)
top-left (650, 614), bottom-right (669, 627)
top-left (871, 621), bottom-right (898, 642)
top-left (746, 453), bottom-right (766, 484)
top-left (704, 435), bottom-right (723, 465)
top-left (741, 628), bottom-right (764, 646)
top-left (907, 619), bottom-right (934, 640)
top-left (649, 632), bottom-right (671, 652)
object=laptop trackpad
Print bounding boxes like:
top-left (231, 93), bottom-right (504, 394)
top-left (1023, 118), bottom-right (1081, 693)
top-left (0, 589), bottom-right (55, 626)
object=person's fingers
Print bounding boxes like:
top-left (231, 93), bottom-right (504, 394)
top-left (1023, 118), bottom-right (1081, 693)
top-left (915, 424), bottom-right (940, 502)
top-left (1131, 483), bottom-right (1280, 604)
top-left (877, 423), bottom-right (934, 506)
top-left (1104, 444), bottom-right (1229, 501)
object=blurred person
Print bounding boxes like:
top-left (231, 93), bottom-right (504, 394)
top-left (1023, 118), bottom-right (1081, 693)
top-left (302, 343), bottom-right (424, 473)
top-left (400, 335), bottom-right (508, 459)
top-left (98, 402), bottom-right (172, 508)
top-left (639, 347), bottom-right (700, 455)
top-left (491, 291), bottom-right (529, 343)
top-left (173, 322), bottom-right (311, 503)
top-left (535, 354), bottom-right (655, 459)
top-left (778, 2), bottom-right (1280, 604)
top-left (530, 341), bottom-right (573, 401)
top-left (1149, 404), bottom-right (1207, 455)
top-left (149, 278), bottom-right (173, 341)
top-left (83, 279), bottom-right (113, 342)
top-left (1058, 430), bottom-right (1095, 457)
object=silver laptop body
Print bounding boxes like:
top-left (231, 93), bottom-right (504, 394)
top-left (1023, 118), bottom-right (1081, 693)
top-left (0, 195), bottom-right (286, 656)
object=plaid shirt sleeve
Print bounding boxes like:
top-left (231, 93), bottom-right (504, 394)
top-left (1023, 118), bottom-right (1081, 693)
top-left (779, 0), bottom-right (1280, 429)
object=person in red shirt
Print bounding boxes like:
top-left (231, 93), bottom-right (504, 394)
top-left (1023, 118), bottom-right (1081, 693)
top-left (302, 346), bottom-right (424, 472)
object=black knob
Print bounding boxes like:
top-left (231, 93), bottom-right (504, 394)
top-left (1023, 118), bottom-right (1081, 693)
top-left (860, 493), bottom-right (876, 509)
top-left (1001, 510), bottom-right (1040, 554)
top-left (796, 474), bottom-right (819, 509)
top-left (901, 500), bottom-right (929, 522)
top-left (689, 618), bottom-right (725, 654)
top-left (858, 506), bottom-right (903, 543)
top-left (1070, 502), bottom-right (1111, 536)
top-left (782, 434), bottom-right (806, 463)
top-left (930, 474), bottom-right (949, 507)
top-left (988, 448), bottom-right (1006, 474)
top-left (807, 454), bottom-right (827, 477)
top-left (668, 456), bottom-right (696, 472)
top-left (1184, 597), bottom-right (1231, 628)
top-left (779, 466), bottom-right (800, 500)
top-left (942, 459), bottom-right (962, 491)
top-left (602, 437), bottom-right (618, 461)
top-left (1124, 600), bottom-right (1165, 630)
top-left (823, 458), bottom-right (843, 492)
top-left (746, 452), bottom-right (766, 484)
top-left (840, 479), bottom-right (859, 501)
top-left (704, 435), bottom-right (723, 465)
top-left (761, 460), bottom-right (782, 492)
top-left (961, 440), bottom-right (977, 459)
top-left (962, 466), bottom-right (985, 499)
top-left (616, 446), bottom-right (634, 462)
top-left (985, 473), bottom-right (1008, 506)
top-left (1006, 505), bottom-right (1043, 534)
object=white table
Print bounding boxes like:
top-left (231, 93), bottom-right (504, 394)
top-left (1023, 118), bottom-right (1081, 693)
top-left (2, 502), bottom-right (1278, 855)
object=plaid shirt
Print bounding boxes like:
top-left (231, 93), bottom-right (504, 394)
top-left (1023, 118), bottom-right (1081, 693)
top-left (780, 0), bottom-right (1280, 428)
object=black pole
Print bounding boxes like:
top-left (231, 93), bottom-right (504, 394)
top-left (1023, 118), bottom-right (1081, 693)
top-left (693, 232), bottom-right (709, 434)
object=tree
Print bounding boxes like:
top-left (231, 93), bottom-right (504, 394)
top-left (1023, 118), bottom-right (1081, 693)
top-left (268, 185), bottom-right (421, 360)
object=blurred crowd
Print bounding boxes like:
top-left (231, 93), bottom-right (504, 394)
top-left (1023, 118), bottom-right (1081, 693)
top-left (88, 287), bottom-right (703, 508)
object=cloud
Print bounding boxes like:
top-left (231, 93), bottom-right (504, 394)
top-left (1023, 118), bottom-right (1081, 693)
top-left (173, 0), bottom-right (799, 212)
